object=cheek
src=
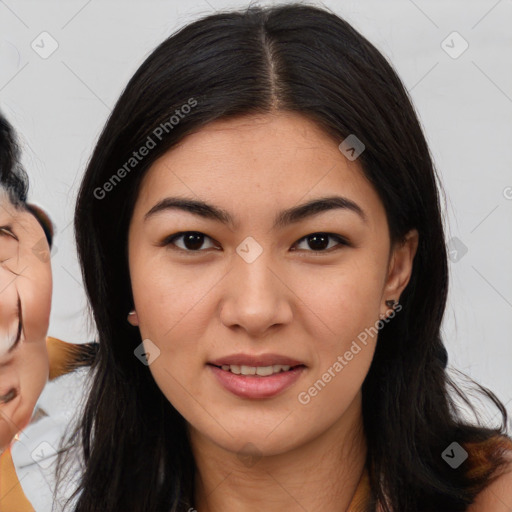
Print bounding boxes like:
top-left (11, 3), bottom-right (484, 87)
top-left (128, 255), bottom-right (209, 399)
top-left (131, 258), bottom-right (222, 343)
top-left (298, 257), bottom-right (385, 342)
top-left (19, 271), bottom-right (52, 339)
top-left (291, 257), bottom-right (385, 412)
top-left (18, 344), bottom-right (49, 415)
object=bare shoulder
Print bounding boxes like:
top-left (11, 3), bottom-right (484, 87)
top-left (467, 449), bottom-right (512, 512)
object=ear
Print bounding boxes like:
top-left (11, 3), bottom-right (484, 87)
top-left (380, 229), bottom-right (419, 317)
top-left (127, 310), bottom-right (139, 326)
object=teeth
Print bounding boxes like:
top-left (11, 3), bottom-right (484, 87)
top-left (220, 364), bottom-right (292, 375)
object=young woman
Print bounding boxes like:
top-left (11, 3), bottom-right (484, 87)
top-left (0, 112), bottom-right (98, 510)
top-left (61, 3), bottom-right (511, 511)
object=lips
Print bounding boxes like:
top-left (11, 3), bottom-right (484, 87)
top-left (208, 353), bottom-right (306, 368)
top-left (208, 364), bottom-right (306, 399)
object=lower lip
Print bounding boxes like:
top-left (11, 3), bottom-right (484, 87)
top-left (207, 364), bottom-right (306, 399)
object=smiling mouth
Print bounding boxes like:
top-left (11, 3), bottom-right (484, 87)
top-left (208, 363), bottom-right (306, 377)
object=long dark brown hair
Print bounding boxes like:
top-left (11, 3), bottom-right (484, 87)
top-left (57, 4), bottom-right (510, 511)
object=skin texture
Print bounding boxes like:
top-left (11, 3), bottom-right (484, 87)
top-left (127, 112), bottom-right (418, 512)
top-left (0, 191), bottom-right (52, 452)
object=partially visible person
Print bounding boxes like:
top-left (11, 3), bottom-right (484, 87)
top-left (0, 111), bottom-right (98, 511)
top-left (0, 112), bottom-right (53, 453)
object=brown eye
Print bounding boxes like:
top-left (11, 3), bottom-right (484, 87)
top-left (293, 232), bottom-right (350, 253)
top-left (161, 231), bottom-right (218, 253)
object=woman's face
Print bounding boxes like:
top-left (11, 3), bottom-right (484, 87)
top-left (127, 112), bottom-right (417, 457)
top-left (0, 192), bottom-right (52, 451)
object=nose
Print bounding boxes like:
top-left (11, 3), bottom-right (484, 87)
top-left (219, 248), bottom-right (293, 337)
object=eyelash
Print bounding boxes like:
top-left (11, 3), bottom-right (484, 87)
top-left (0, 227), bottom-right (18, 241)
top-left (159, 231), bottom-right (350, 256)
top-left (0, 388), bottom-right (17, 404)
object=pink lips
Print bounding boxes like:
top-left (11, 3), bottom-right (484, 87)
top-left (208, 365), bottom-right (306, 400)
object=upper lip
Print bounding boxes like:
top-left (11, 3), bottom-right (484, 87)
top-left (208, 353), bottom-right (306, 367)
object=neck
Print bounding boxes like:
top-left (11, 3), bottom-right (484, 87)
top-left (190, 391), bottom-right (367, 512)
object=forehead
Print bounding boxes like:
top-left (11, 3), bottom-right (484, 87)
top-left (134, 112), bottom-right (385, 227)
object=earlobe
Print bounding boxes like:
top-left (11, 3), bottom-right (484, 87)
top-left (127, 309), bottom-right (139, 326)
top-left (381, 229), bottom-right (419, 313)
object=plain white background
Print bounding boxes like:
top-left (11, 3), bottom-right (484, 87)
top-left (1, 0), bottom-right (511, 429)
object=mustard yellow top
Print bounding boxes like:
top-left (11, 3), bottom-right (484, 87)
top-left (0, 445), bottom-right (35, 511)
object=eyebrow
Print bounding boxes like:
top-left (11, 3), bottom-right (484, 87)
top-left (144, 195), bottom-right (367, 229)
